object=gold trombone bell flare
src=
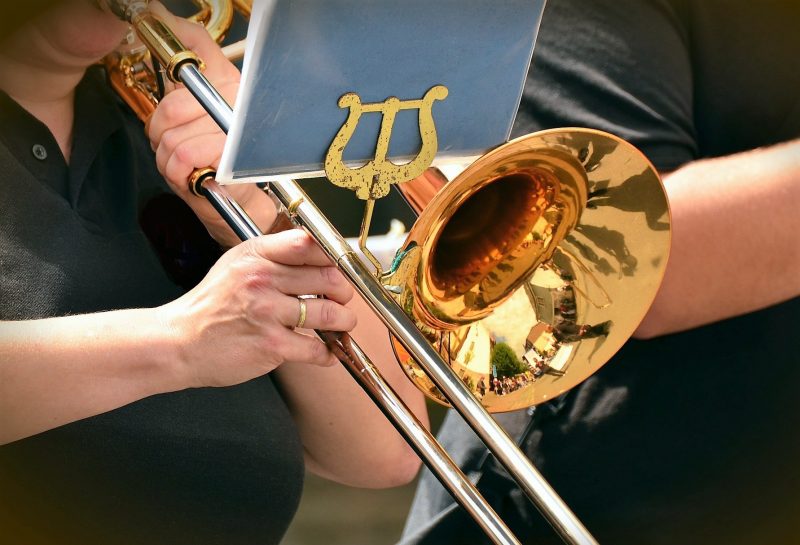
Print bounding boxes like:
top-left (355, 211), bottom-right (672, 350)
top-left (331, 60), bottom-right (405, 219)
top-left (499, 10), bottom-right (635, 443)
top-left (387, 128), bottom-right (670, 412)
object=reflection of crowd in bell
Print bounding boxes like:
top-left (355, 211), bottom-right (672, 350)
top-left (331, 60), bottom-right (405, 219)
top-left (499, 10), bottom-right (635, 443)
top-left (553, 289), bottom-right (582, 342)
top-left (552, 284), bottom-right (610, 344)
top-left (471, 372), bottom-right (540, 399)
top-left (488, 373), bottom-right (535, 396)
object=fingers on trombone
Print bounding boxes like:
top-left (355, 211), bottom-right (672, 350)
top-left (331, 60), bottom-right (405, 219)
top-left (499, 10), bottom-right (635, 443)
top-left (278, 295), bottom-right (357, 334)
top-left (241, 231), bottom-right (355, 300)
top-left (245, 231), bottom-right (338, 269)
top-left (159, 132), bottom-right (226, 188)
top-left (281, 333), bottom-right (339, 368)
top-left (263, 263), bottom-right (353, 306)
top-left (149, 86), bottom-right (234, 145)
top-left (149, 91), bottom-right (204, 144)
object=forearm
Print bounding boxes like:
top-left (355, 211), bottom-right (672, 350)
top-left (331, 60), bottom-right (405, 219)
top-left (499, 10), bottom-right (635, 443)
top-left (636, 139), bottom-right (800, 338)
top-left (0, 308), bottom-right (182, 444)
top-left (275, 295), bottom-right (427, 488)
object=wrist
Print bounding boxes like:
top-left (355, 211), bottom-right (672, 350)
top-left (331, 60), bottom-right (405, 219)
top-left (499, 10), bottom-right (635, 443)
top-left (148, 302), bottom-right (198, 392)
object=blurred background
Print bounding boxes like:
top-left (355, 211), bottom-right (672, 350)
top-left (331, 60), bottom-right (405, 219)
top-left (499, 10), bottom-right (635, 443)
top-left (283, 403), bottom-right (447, 545)
top-left (283, 473), bottom-right (416, 545)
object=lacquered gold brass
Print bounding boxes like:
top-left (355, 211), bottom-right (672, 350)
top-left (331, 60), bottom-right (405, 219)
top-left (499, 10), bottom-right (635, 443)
top-left (386, 128), bottom-right (671, 412)
top-left (324, 85), bottom-right (449, 201)
top-left (189, 166), bottom-right (217, 197)
top-left (104, 0), bottom-right (251, 123)
top-left (187, 0), bottom-right (234, 42)
top-left (133, 11), bottom-right (203, 81)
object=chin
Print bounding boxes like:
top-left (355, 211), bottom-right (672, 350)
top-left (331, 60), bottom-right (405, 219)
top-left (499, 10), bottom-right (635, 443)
top-left (38, 0), bottom-right (130, 63)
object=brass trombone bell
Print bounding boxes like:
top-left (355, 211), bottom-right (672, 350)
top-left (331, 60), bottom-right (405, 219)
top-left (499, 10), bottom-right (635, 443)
top-left (387, 128), bottom-right (671, 412)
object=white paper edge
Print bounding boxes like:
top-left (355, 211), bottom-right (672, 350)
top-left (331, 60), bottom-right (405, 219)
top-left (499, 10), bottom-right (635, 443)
top-left (216, 0), bottom-right (277, 183)
top-left (504, 0), bottom-right (546, 143)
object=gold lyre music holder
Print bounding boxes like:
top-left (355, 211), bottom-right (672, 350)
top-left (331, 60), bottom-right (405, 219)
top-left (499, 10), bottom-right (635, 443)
top-left (323, 85), bottom-right (449, 274)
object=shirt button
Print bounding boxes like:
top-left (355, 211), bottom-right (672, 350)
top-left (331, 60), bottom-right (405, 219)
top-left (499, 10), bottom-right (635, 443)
top-left (32, 144), bottom-right (48, 161)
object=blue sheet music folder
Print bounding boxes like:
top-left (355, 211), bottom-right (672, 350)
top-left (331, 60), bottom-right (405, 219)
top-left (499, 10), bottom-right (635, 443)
top-left (217, 0), bottom-right (546, 183)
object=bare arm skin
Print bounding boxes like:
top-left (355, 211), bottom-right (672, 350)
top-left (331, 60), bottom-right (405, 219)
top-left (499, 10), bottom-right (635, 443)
top-left (635, 139), bottom-right (800, 338)
top-left (0, 232), bottom-right (356, 445)
top-left (0, 309), bottom-right (181, 444)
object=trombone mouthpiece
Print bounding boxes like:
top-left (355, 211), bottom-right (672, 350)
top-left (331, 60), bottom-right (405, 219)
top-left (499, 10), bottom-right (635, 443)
top-left (97, 0), bottom-right (149, 22)
top-left (99, 0), bottom-right (203, 83)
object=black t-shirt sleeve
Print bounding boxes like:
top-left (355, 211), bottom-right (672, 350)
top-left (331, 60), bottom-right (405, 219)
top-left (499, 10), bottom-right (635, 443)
top-left (513, 0), bottom-right (697, 172)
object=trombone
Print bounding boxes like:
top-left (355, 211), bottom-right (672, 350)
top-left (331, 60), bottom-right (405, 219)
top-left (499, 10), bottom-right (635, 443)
top-left (101, 1), bottom-right (671, 544)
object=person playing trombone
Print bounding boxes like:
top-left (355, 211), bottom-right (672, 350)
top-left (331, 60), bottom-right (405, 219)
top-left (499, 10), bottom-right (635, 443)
top-left (0, 2), bottom-right (426, 544)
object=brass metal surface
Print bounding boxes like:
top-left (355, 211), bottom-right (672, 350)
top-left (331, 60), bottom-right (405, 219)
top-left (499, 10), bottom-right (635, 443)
top-left (189, 166), bottom-right (217, 196)
top-left (324, 85), bottom-right (449, 200)
top-left (130, 11), bottom-right (200, 80)
top-left (387, 128), bottom-right (671, 412)
top-left (187, 0), bottom-right (234, 43)
top-left (104, 0), bottom-right (251, 123)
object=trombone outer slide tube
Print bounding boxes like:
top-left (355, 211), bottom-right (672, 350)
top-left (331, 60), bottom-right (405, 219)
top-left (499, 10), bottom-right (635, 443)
top-left (196, 177), bottom-right (261, 240)
top-left (179, 64), bottom-right (233, 134)
top-left (172, 50), bottom-right (597, 545)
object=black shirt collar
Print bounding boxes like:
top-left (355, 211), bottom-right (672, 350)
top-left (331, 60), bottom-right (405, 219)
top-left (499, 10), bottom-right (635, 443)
top-left (0, 65), bottom-right (124, 205)
top-left (0, 82), bottom-right (67, 197)
top-left (69, 66), bottom-right (126, 204)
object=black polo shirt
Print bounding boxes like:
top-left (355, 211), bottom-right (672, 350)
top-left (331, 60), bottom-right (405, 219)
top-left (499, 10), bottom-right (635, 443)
top-left (0, 67), bottom-right (305, 545)
top-left (400, 1), bottom-right (800, 544)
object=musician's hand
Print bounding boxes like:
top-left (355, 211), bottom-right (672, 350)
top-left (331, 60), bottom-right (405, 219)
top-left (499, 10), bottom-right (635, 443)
top-left (159, 230), bottom-right (356, 388)
top-left (146, 2), bottom-right (275, 246)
